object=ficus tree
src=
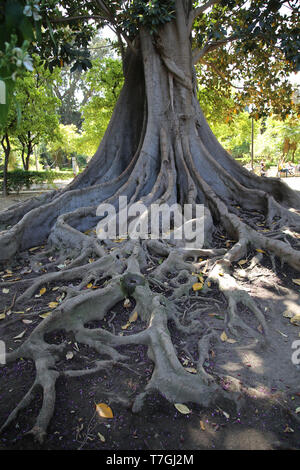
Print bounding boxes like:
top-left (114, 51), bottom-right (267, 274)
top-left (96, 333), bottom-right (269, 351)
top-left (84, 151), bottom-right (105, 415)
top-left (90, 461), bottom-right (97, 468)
top-left (0, 0), bottom-right (300, 444)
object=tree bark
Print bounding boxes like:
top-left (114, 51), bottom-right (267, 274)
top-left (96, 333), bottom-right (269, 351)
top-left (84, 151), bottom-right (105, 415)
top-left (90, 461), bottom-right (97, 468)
top-left (1, 132), bottom-right (10, 197)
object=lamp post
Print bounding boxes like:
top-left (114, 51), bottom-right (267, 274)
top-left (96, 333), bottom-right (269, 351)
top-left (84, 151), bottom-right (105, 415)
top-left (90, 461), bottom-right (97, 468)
top-left (251, 114), bottom-right (254, 171)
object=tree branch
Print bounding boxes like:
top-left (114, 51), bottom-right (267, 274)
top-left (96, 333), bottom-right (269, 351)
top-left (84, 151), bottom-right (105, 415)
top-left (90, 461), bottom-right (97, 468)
top-left (49, 15), bottom-right (106, 24)
top-left (188, 0), bottom-right (220, 31)
top-left (193, 36), bottom-right (236, 64)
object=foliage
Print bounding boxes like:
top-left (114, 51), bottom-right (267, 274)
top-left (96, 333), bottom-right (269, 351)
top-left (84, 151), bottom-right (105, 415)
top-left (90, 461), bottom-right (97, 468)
top-left (77, 57), bottom-right (124, 156)
top-left (11, 56), bottom-right (61, 169)
top-left (0, 0), bottom-right (40, 124)
top-left (255, 115), bottom-right (300, 162)
top-left (52, 34), bottom-right (112, 129)
top-left (194, 0), bottom-right (300, 119)
top-left (0, 168), bottom-right (73, 193)
top-left (211, 111), bottom-right (260, 155)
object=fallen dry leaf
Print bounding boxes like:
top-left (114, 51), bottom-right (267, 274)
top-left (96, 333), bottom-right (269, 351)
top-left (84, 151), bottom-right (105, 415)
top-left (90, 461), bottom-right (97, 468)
top-left (48, 302), bottom-right (59, 309)
top-left (284, 425), bottom-right (294, 433)
top-left (129, 311), bottom-right (138, 323)
top-left (95, 403), bottom-right (114, 419)
top-left (174, 403), bottom-right (191, 414)
top-left (292, 279), bottom-right (300, 286)
top-left (200, 420), bottom-right (206, 431)
top-left (238, 259), bottom-right (248, 266)
top-left (2, 288), bottom-right (9, 294)
top-left (290, 314), bottom-right (300, 326)
top-left (98, 432), bottom-right (106, 442)
top-left (39, 287), bottom-right (46, 296)
top-left (39, 312), bottom-right (52, 319)
top-left (220, 331), bottom-right (228, 342)
top-left (192, 282), bottom-right (203, 291)
top-left (185, 367), bottom-right (197, 374)
top-left (14, 330), bottom-right (26, 339)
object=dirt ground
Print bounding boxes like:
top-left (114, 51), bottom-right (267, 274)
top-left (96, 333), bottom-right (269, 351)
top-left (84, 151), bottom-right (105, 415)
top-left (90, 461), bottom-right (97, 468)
top-left (0, 190), bottom-right (300, 451)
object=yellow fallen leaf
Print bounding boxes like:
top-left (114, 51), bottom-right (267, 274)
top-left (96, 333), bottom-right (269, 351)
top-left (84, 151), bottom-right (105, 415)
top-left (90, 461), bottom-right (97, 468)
top-left (121, 322), bottom-right (131, 330)
top-left (219, 272), bottom-right (224, 276)
top-left (2, 288), bottom-right (9, 294)
top-left (207, 281), bottom-right (211, 288)
top-left (39, 312), bottom-right (52, 319)
top-left (98, 432), bottom-right (106, 442)
top-left (238, 259), bottom-right (248, 266)
top-left (29, 246), bottom-right (40, 252)
top-left (200, 420), bottom-right (206, 431)
top-left (290, 314), bottom-right (300, 326)
top-left (220, 331), bottom-right (228, 342)
top-left (95, 403), bottom-right (114, 419)
top-left (185, 367), bottom-right (197, 374)
top-left (39, 287), bottom-right (46, 295)
top-left (129, 311), bottom-right (138, 323)
top-left (48, 302), bottom-right (59, 309)
top-left (0, 313), bottom-right (6, 320)
top-left (86, 283), bottom-right (93, 289)
top-left (227, 338), bottom-right (237, 344)
top-left (256, 249), bottom-right (266, 254)
top-left (292, 279), bottom-right (300, 286)
top-left (192, 282), bottom-right (203, 291)
top-left (174, 403), bottom-right (191, 414)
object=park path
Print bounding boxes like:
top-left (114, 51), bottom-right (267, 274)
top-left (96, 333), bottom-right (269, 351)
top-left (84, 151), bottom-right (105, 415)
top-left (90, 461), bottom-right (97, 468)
top-left (0, 176), bottom-right (299, 212)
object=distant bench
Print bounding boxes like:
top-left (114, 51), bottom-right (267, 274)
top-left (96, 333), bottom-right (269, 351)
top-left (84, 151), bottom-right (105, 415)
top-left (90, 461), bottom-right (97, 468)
top-left (277, 170), bottom-right (300, 178)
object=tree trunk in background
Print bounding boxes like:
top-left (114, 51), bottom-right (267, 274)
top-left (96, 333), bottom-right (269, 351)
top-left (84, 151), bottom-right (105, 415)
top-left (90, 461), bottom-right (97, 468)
top-left (1, 132), bottom-right (10, 197)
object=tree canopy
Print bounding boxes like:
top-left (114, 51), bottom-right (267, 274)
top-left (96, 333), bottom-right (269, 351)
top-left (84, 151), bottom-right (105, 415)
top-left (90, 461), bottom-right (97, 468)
top-left (1, 0), bottom-right (299, 125)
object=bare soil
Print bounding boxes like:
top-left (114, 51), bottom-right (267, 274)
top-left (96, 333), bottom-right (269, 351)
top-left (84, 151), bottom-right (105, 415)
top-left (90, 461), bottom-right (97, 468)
top-left (0, 236), bottom-right (299, 451)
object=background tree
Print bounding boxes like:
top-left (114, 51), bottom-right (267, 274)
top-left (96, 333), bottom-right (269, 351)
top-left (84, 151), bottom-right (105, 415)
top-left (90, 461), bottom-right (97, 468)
top-left (0, 0), bottom-right (300, 444)
top-left (13, 57), bottom-right (60, 170)
top-left (77, 57), bottom-right (124, 156)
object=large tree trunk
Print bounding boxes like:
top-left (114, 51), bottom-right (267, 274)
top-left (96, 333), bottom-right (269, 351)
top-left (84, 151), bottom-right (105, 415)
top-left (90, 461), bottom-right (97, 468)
top-left (1, 1), bottom-right (300, 444)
